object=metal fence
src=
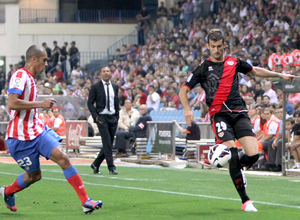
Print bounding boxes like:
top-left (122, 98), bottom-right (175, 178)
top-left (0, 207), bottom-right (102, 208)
top-left (0, 9), bottom-right (5, 23)
top-left (19, 9), bottom-right (139, 23)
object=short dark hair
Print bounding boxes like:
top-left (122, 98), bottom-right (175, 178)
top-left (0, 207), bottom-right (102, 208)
top-left (207, 29), bottom-right (225, 43)
top-left (293, 110), bottom-right (300, 117)
top-left (286, 117), bottom-right (295, 124)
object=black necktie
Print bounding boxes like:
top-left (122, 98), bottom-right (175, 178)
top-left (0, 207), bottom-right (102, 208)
top-left (106, 83), bottom-right (110, 111)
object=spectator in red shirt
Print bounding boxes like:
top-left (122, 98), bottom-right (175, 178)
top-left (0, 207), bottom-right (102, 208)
top-left (268, 32), bottom-right (281, 44)
top-left (163, 87), bottom-right (180, 110)
top-left (133, 86), bottom-right (147, 107)
top-left (53, 64), bottom-right (63, 83)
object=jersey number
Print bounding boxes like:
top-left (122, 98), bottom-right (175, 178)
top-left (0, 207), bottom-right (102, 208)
top-left (216, 121), bottom-right (227, 133)
top-left (17, 157), bottom-right (32, 167)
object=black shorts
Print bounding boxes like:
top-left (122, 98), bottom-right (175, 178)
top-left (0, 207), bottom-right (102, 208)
top-left (211, 112), bottom-right (255, 144)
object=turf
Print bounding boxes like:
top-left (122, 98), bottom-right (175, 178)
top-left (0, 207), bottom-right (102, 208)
top-left (0, 163), bottom-right (300, 220)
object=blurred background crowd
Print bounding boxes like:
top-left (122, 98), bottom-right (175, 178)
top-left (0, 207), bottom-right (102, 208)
top-left (0, 0), bottom-right (300, 123)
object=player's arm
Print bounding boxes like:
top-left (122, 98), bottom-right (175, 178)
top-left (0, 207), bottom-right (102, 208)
top-left (250, 67), bottom-right (295, 81)
top-left (179, 66), bottom-right (203, 126)
top-left (179, 86), bottom-right (192, 125)
top-left (8, 94), bottom-right (55, 111)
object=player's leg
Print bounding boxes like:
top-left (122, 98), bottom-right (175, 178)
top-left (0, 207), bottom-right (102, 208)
top-left (1, 138), bottom-right (42, 211)
top-left (234, 114), bottom-right (259, 169)
top-left (39, 127), bottom-right (102, 213)
top-left (238, 136), bottom-right (259, 168)
top-left (212, 114), bottom-right (257, 212)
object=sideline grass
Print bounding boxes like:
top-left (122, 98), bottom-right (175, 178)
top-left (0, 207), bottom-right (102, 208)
top-left (1, 163), bottom-right (300, 220)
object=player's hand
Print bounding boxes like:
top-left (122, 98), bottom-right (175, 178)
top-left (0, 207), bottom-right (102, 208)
top-left (42, 98), bottom-right (56, 108)
top-left (281, 74), bottom-right (295, 82)
top-left (184, 110), bottom-right (193, 126)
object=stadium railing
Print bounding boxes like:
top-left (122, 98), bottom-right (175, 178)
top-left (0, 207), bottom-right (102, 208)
top-left (107, 29), bottom-right (138, 60)
top-left (19, 9), bottom-right (139, 23)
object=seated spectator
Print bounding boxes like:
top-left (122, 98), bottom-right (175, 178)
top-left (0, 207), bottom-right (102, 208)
top-left (248, 104), bottom-right (261, 137)
top-left (146, 85), bottom-right (161, 111)
top-left (115, 105), bottom-right (152, 157)
top-left (285, 110), bottom-right (300, 169)
top-left (288, 93), bottom-right (300, 109)
top-left (262, 95), bottom-right (271, 108)
top-left (258, 108), bottom-right (280, 170)
top-left (254, 82), bottom-right (265, 102)
top-left (190, 85), bottom-right (205, 110)
top-left (52, 107), bottom-right (66, 137)
top-left (265, 107), bottom-right (284, 172)
top-left (173, 117), bottom-right (200, 141)
top-left (71, 65), bottom-right (83, 86)
top-left (53, 64), bottom-right (63, 83)
top-left (133, 86), bottom-right (147, 107)
top-left (118, 88), bottom-right (127, 107)
top-left (118, 99), bottom-right (140, 131)
top-left (263, 81), bottom-right (278, 104)
top-left (162, 87), bottom-right (180, 110)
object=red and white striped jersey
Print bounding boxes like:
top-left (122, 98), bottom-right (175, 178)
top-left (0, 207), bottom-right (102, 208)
top-left (194, 91), bottom-right (206, 107)
top-left (6, 68), bottom-right (44, 141)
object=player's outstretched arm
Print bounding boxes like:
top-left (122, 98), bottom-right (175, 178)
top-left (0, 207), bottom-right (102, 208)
top-left (179, 86), bottom-right (193, 126)
top-left (252, 67), bottom-right (295, 81)
top-left (8, 94), bottom-right (56, 111)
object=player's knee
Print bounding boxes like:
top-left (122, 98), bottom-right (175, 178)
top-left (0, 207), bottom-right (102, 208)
top-left (28, 172), bottom-right (42, 183)
top-left (58, 152), bottom-right (71, 168)
top-left (34, 173), bottom-right (42, 182)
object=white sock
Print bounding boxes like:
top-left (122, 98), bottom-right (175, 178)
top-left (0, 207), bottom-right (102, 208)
top-left (296, 163), bottom-right (300, 168)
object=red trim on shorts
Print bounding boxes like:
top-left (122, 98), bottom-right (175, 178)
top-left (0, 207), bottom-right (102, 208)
top-left (212, 117), bottom-right (222, 144)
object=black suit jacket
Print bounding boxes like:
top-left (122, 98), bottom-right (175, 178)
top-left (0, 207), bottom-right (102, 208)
top-left (129, 113), bottom-right (152, 138)
top-left (87, 80), bottom-right (120, 122)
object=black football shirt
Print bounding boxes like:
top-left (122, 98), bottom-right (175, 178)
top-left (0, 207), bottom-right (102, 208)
top-left (185, 56), bottom-right (253, 115)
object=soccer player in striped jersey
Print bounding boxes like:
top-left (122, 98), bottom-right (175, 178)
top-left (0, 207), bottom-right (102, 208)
top-left (0, 45), bottom-right (102, 214)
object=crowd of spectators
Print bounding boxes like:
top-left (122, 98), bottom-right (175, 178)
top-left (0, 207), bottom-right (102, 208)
top-left (1, 0), bottom-right (300, 162)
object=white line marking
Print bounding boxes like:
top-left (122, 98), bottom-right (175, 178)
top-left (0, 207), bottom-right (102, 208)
top-left (40, 169), bottom-right (165, 181)
top-left (1, 171), bottom-right (300, 209)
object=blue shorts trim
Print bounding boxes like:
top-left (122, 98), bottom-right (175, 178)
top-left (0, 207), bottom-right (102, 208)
top-left (6, 126), bottom-right (62, 173)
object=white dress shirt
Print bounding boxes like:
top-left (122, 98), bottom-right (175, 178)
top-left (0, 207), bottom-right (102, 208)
top-left (99, 80), bottom-right (115, 115)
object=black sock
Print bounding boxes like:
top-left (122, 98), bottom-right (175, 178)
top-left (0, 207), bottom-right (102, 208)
top-left (240, 154), bottom-right (259, 168)
top-left (229, 148), bottom-right (249, 204)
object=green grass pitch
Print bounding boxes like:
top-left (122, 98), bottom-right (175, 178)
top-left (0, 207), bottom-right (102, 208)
top-left (1, 163), bottom-right (300, 220)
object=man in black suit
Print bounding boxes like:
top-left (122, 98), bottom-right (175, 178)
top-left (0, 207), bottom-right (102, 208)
top-left (115, 105), bottom-right (152, 157)
top-left (87, 66), bottom-right (119, 175)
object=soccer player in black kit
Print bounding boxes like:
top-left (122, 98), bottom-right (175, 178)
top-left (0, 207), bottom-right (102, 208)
top-left (179, 29), bottom-right (295, 212)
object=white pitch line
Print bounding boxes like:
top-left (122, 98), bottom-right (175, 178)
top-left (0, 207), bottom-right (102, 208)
top-left (40, 169), bottom-right (165, 181)
top-left (1, 171), bottom-right (300, 210)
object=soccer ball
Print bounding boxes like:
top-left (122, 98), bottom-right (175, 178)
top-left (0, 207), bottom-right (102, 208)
top-left (208, 144), bottom-right (231, 168)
